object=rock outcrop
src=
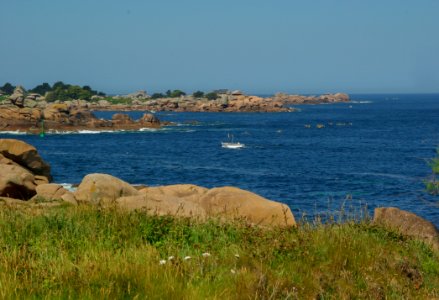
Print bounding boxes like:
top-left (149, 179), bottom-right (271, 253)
top-left (118, 184), bottom-right (295, 227)
top-left (74, 173), bottom-right (140, 205)
top-left (273, 92), bottom-right (350, 104)
top-left (32, 183), bottom-right (77, 205)
top-left (0, 139), bottom-right (51, 199)
top-left (0, 100), bottom-right (161, 133)
top-left (373, 207), bottom-right (439, 251)
top-left (92, 92), bottom-right (349, 113)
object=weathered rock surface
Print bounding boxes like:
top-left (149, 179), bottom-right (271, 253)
top-left (373, 207), bottom-right (439, 251)
top-left (0, 139), bottom-right (52, 199)
top-left (0, 102), bottom-right (161, 133)
top-left (273, 92), bottom-right (350, 104)
top-left (0, 139), bottom-right (51, 179)
top-left (197, 186), bottom-right (295, 227)
top-left (91, 92), bottom-right (349, 113)
top-left (116, 183), bottom-right (295, 227)
top-left (74, 173), bottom-right (140, 204)
top-left (32, 183), bottom-right (77, 205)
top-left (0, 155), bottom-right (38, 199)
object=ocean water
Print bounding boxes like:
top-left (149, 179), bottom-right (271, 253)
top-left (1, 94), bottom-right (439, 225)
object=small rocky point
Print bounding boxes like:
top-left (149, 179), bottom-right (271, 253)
top-left (0, 87), bottom-right (161, 133)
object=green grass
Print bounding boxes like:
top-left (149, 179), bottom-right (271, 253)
top-left (0, 205), bottom-right (438, 299)
top-left (0, 95), bottom-right (9, 102)
top-left (103, 96), bottom-right (135, 105)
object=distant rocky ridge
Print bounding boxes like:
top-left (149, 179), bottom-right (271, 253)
top-left (94, 91), bottom-right (350, 112)
top-left (0, 87), bottom-right (161, 133)
top-left (0, 87), bottom-right (350, 113)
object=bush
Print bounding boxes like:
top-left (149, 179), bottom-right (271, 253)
top-left (151, 93), bottom-right (165, 99)
top-left (170, 90), bottom-right (186, 98)
top-left (192, 91), bottom-right (204, 98)
top-left (426, 148), bottom-right (439, 195)
top-left (30, 83), bottom-right (52, 95)
top-left (205, 92), bottom-right (219, 100)
top-left (1, 82), bottom-right (15, 94)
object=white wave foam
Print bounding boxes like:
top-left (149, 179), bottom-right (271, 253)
top-left (350, 101), bottom-right (372, 104)
top-left (139, 128), bottom-right (159, 132)
top-left (60, 183), bottom-right (77, 192)
top-left (0, 130), bottom-right (28, 135)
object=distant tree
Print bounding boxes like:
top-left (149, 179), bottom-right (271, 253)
top-left (170, 90), bottom-right (186, 98)
top-left (192, 91), bottom-right (204, 98)
top-left (166, 90), bottom-right (172, 97)
top-left (30, 82), bottom-right (52, 95)
top-left (1, 82), bottom-right (15, 94)
top-left (82, 85), bottom-right (92, 92)
top-left (205, 92), bottom-right (219, 100)
top-left (53, 81), bottom-right (69, 90)
top-left (151, 93), bottom-right (165, 99)
top-left (45, 91), bottom-right (57, 102)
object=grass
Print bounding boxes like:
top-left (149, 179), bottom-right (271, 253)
top-left (0, 204), bottom-right (438, 299)
top-left (0, 95), bottom-right (9, 102)
top-left (102, 96), bottom-right (136, 105)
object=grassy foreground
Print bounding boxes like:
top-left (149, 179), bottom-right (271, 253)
top-left (0, 204), bottom-right (438, 299)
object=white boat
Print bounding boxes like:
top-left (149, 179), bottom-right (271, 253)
top-left (221, 134), bottom-right (245, 149)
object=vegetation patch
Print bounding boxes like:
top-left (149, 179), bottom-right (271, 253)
top-left (0, 205), bottom-right (437, 298)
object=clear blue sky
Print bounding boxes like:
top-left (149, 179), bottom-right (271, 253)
top-left (1, 0), bottom-right (438, 94)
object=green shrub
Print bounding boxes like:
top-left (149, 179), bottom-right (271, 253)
top-left (426, 148), bottom-right (439, 195)
top-left (205, 92), bottom-right (219, 100)
top-left (193, 91), bottom-right (204, 98)
top-left (0, 205), bottom-right (437, 298)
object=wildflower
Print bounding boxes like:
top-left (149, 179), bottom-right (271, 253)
top-left (202, 252), bottom-right (211, 258)
top-left (168, 256), bottom-right (174, 261)
top-left (184, 256), bottom-right (191, 260)
top-left (234, 254), bottom-right (240, 259)
top-left (231, 269), bottom-right (236, 274)
top-left (159, 260), bottom-right (166, 265)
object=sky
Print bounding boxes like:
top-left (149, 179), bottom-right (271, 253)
top-left (1, 0), bottom-right (438, 94)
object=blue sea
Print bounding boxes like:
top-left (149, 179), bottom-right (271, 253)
top-left (2, 94), bottom-right (439, 226)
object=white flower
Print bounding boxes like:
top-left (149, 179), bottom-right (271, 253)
top-left (159, 260), bottom-right (166, 265)
top-left (202, 252), bottom-right (211, 258)
top-left (231, 269), bottom-right (236, 274)
top-left (234, 254), bottom-right (240, 258)
top-left (184, 256), bottom-right (191, 260)
top-left (168, 256), bottom-right (174, 261)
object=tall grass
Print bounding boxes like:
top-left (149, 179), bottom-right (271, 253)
top-left (0, 204), bottom-right (438, 299)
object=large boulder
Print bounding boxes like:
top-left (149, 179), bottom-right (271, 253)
top-left (116, 183), bottom-right (296, 227)
top-left (140, 113), bottom-right (160, 124)
top-left (198, 187), bottom-right (295, 227)
top-left (0, 154), bottom-right (38, 199)
top-left (117, 184), bottom-right (207, 217)
top-left (0, 139), bottom-right (51, 180)
top-left (32, 183), bottom-right (77, 205)
top-left (74, 173), bottom-right (140, 205)
top-left (373, 207), bottom-right (439, 251)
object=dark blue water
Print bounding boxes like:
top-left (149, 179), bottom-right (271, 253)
top-left (2, 94), bottom-right (439, 225)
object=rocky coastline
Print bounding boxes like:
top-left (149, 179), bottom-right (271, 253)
top-left (1, 86), bottom-right (350, 114)
top-left (0, 87), bottom-right (161, 134)
top-left (90, 91), bottom-right (350, 113)
top-left (0, 138), bottom-right (438, 250)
